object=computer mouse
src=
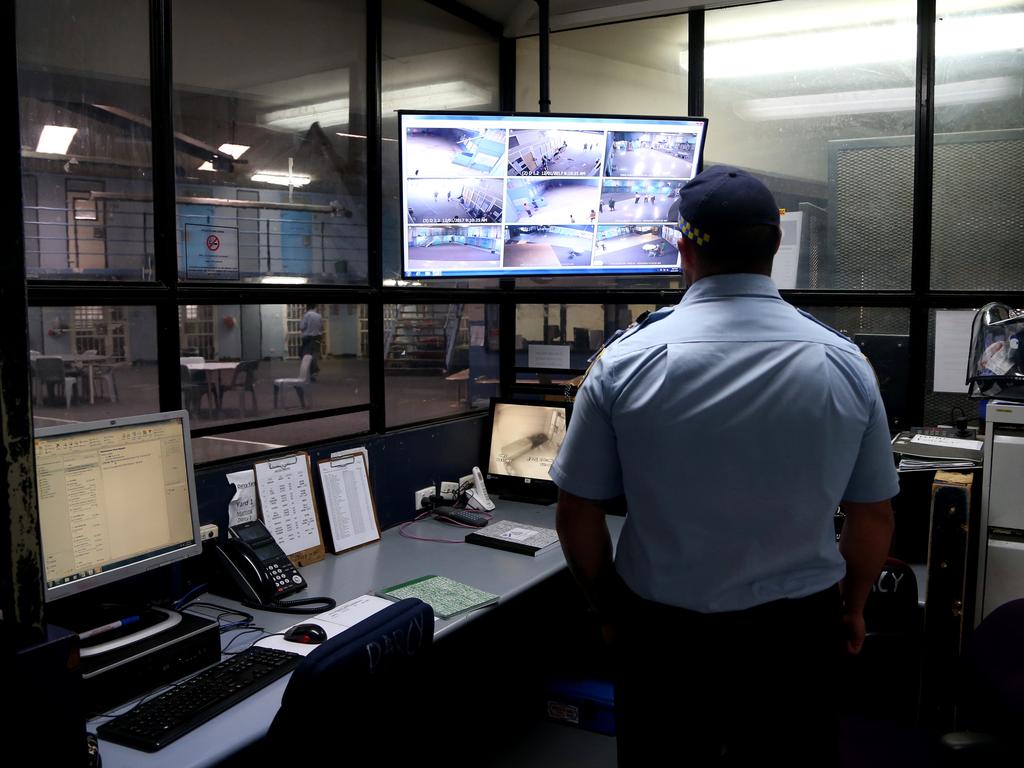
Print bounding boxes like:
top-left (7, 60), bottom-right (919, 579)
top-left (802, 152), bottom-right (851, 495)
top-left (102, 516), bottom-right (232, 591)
top-left (283, 623), bottom-right (327, 644)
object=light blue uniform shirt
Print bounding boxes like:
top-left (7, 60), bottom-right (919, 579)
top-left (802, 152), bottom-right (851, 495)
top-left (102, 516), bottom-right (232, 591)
top-left (549, 274), bottom-right (900, 613)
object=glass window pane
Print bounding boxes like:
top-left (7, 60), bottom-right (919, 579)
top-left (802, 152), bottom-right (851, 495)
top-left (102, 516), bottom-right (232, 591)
top-left (514, 303), bottom-right (666, 381)
top-left (517, 16), bottom-right (688, 117)
top-left (932, 2), bottom-right (1024, 290)
top-left (172, 1), bottom-right (368, 284)
top-left (17, 0), bottom-right (155, 280)
top-left (191, 412), bottom-right (369, 464)
top-left (178, 304), bottom-right (369, 427)
top-left (925, 308), bottom-right (980, 428)
top-left (382, 0), bottom-right (500, 286)
top-left (385, 304), bottom-right (498, 426)
top-left (799, 306), bottom-right (911, 430)
top-left (29, 305), bottom-right (159, 429)
top-left (512, 17), bottom-right (688, 292)
top-left (705, 0), bottom-right (917, 290)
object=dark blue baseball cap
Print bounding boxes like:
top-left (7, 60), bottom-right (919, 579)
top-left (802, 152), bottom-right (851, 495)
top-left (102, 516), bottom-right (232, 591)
top-left (677, 165), bottom-right (780, 250)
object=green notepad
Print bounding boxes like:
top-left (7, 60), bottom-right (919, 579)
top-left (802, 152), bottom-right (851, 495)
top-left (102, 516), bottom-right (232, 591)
top-left (377, 575), bottom-right (499, 620)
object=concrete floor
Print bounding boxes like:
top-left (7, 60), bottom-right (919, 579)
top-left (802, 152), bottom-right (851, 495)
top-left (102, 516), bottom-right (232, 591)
top-left (407, 243), bottom-right (500, 271)
top-left (596, 231), bottom-right (678, 266)
top-left (606, 146), bottom-right (694, 178)
top-left (598, 188), bottom-right (680, 224)
top-left (508, 182), bottom-right (602, 224)
top-left (406, 134), bottom-right (505, 178)
top-left (407, 179), bottom-right (502, 224)
top-left (504, 231), bottom-right (595, 268)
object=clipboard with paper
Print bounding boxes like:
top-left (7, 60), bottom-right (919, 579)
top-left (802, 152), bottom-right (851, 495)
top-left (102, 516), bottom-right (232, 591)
top-left (317, 448), bottom-right (382, 554)
top-left (253, 453), bottom-right (326, 567)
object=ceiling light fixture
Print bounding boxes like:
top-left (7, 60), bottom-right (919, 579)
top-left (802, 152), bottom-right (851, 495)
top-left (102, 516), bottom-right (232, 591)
top-left (218, 143), bottom-right (250, 159)
top-left (36, 125), bottom-right (78, 154)
top-left (264, 81), bottom-right (492, 130)
top-left (681, 12), bottom-right (1024, 78)
top-left (251, 171), bottom-right (312, 187)
top-left (735, 76), bottom-right (1021, 120)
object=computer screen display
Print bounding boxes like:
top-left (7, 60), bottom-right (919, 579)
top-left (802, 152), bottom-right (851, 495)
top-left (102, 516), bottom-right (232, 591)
top-left (34, 411), bottom-right (202, 602)
top-left (486, 400), bottom-right (569, 484)
top-left (400, 111), bottom-right (708, 279)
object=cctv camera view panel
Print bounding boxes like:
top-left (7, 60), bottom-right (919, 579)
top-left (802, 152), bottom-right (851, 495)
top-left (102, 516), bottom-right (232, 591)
top-left (400, 112), bottom-right (707, 278)
top-left (34, 412), bottom-right (202, 602)
top-left (487, 401), bottom-right (569, 482)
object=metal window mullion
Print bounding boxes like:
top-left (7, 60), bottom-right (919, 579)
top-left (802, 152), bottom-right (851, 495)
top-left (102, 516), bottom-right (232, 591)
top-left (149, 0), bottom-right (183, 413)
top-left (907, 0), bottom-right (937, 428)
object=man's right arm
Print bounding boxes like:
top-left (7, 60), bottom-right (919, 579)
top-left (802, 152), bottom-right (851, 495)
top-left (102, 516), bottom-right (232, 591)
top-left (838, 498), bottom-right (894, 654)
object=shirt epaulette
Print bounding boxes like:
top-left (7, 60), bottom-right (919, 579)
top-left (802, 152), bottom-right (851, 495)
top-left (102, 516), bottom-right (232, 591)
top-left (796, 308), bottom-right (853, 343)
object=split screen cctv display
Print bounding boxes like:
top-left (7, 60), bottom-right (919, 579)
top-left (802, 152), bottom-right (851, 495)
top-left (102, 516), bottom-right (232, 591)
top-left (400, 112), bottom-right (707, 278)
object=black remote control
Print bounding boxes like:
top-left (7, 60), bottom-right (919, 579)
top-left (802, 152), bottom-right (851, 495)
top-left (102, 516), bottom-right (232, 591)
top-left (433, 506), bottom-right (489, 527)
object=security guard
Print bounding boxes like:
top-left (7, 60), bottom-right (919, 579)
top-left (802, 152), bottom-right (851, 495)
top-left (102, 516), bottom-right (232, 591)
top-left (551, 165), bottom-right (898, 767)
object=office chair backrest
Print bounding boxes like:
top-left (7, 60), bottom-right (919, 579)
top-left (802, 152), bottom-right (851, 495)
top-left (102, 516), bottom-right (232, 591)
top-left (297, 353), bottom-right (313, 381)
top-left (266, 598), bottom-right (434, 760)
top-left (959, 597), bottom-right (1024, 735)
top-left (864, 557), bottom-right (919, 635)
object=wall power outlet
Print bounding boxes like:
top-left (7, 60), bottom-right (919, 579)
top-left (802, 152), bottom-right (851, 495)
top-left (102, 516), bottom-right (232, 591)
top-left (414, 486), bottom-right (434, 510)
top-left (439, 481), bottom-right (460, 500)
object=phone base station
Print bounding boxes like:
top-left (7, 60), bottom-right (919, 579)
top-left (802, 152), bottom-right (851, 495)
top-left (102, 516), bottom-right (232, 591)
top-left (81, 611), bottom-right (220, 714)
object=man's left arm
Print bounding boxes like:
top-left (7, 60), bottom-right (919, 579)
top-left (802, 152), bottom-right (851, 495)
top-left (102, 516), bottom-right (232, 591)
top-left (556, 491), bottom-right (625, 620)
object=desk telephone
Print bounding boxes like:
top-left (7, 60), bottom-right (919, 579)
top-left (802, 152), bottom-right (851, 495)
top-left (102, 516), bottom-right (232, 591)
top-left (214, 520), bottom-right (307, 607)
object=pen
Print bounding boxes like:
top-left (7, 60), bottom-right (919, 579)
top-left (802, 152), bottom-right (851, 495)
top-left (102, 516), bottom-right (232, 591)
top-left (78, 615), bottom-right (140, 641)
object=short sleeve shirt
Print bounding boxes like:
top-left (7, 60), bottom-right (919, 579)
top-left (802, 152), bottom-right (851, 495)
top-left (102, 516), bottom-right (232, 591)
top-left (549, 274), bottom-right (899, 613)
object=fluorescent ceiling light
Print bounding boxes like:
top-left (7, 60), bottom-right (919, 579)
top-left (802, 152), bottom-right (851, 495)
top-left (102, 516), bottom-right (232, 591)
top-left (251, 171), bottom-right (312, 187)
top-left (197, 161), bottom-right (215, 171)
top-left (264, 81), bottom-right (491, 130)
top-left (736, 76), bottom-right (1021, 120)
top-left (337, 132), bottom-right (398, 142)
top-left (260, 276), bottom-right (309, 284)
top-left (36, 125), bottom-right (78, 154)
top-left (217, 143), bottom-right (250, 159)
top-left (682, 13), bottom-right (1024, 78)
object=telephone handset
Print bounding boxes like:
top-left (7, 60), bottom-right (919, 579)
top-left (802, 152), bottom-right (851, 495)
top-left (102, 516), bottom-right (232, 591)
top-left (214, 520), bottom-right (307, 607)
top-left (466, 466), bottom-right (495, 512)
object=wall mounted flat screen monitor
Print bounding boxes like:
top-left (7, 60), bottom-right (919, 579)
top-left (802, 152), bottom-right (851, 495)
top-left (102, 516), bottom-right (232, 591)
top-left (485, 399), bottom-right (571, 501)
top-left (34, 411), bottom-right (202, 602)
top-left (400, 111), bottom-right (708, 279)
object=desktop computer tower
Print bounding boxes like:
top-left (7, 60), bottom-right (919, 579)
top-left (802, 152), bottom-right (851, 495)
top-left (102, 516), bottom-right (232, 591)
top-left (4, 624), bottom-right (88, 765)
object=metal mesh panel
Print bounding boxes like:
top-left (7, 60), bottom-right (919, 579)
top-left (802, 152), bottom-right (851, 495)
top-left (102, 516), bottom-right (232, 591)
top-left (831, 144), bottom-right (914, 290)
top-left (931, 131), bottom-right (1024, 291)
top-left (798, 306), bottom-right (909, 338)
top-left (924, 309), bottom-right (978, 428)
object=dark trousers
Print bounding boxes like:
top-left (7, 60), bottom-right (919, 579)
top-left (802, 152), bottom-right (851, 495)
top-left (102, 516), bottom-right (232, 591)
top-left (300, 335), bottom-right (321, 375)
top-left (613, 584), bottom-right (843, 768)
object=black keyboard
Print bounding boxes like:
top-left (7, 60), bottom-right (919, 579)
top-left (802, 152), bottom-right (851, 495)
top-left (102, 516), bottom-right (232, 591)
top-left (96, 646), bottom-right (301, 752)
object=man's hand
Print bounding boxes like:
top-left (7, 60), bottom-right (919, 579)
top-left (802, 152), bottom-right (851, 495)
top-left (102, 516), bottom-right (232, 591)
top-left (840, 606), bottom-right (866, 655)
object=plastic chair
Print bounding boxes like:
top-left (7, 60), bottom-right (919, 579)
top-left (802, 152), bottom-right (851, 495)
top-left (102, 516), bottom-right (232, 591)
top-left (263, 598), bottom-right (434, 762)
top-left (180, 364), bottom-right (215, 418)
top-left (33, 356), bottom-right (78, 408)
top-left (273, 355), bottom-right (313, 409)
top-left (219, 360), bottom-right (259, 416)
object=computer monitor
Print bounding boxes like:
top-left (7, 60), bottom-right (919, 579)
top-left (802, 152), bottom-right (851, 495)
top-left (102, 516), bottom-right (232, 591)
top-left (484, 398), bottom-right (571, 503)
top-left (400, 110), bottom-right (708, 279)
top-left (34, 411), bottom-right (202, 603)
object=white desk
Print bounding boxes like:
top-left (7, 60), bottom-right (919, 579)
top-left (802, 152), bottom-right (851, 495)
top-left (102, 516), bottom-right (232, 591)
top-left (92, 502), bottom-right (623, 768)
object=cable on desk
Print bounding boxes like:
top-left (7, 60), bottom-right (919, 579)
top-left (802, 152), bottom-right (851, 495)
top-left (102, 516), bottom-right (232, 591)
top-left (182, 601), bottom-right (255, 631)
top-left (173, 583), bottom-right (208, 610)
top-left (399, 509), bottom-right (478, 543)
